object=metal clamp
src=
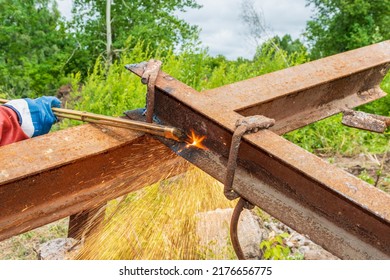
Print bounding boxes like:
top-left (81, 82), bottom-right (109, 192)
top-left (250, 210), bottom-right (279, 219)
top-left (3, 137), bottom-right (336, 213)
top-left (224, 115), bottom-right (275, 260)
top-left (224, 115), bottom-right (275, 200)
top-left (141, 59), bottom-right (162, 123)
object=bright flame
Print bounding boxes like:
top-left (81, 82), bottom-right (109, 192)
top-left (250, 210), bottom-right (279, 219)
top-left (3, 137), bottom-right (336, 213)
top-left (185, 130), bottom-right (207, 150)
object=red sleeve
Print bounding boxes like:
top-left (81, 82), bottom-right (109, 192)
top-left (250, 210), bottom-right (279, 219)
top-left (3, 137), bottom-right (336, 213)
top-left (0, 106), bottom-right (29, 146)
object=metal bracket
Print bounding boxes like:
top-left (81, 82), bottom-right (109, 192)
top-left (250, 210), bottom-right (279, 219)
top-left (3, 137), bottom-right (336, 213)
top-left (342, 109), bottom-right (390, 133)
top-left (141, 59), bottom-right (162, 123)
top-left (224, 115), bottom-right (275, 200)
top-left (224, 115), bottom-right (275, 260)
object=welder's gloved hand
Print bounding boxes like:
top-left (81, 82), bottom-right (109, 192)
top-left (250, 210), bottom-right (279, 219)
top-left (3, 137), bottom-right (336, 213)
top-left (4, 96), bottom-right (61, 137)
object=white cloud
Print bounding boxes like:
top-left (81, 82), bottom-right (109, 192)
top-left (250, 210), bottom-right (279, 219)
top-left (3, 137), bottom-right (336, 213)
top-left (177, 0), bottom-right (312, 59)
top-left (57, 0), bottom-right (72, 20)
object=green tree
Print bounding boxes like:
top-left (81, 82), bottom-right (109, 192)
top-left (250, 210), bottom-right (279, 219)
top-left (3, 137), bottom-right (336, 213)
top-left (70, 0), bottom-right (201, 72)
top-left (272, 35), bottom-right (308, 57)
top-left (0, 0), bottom-right (74, 98)
top-left (305, 0), bottom-right (390, 59)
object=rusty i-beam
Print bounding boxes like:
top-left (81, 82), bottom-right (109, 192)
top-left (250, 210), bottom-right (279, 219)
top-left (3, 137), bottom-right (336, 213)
top-left (0, 41), bottom-right (389, 259)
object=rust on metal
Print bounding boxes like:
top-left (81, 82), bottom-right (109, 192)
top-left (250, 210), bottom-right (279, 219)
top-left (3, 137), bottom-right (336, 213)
top-left (224, 115), bottom-right (275, 200)
top-left (68, 203), bottom-right (106, 240)
top-left (342, 109), bottom-right (390, 133)
top-left (134, 59), bottom-right (162, 123)
top-left (0, 124), bottom-right (188, 242)
top-left (126, 41), bottom-right (390, 259)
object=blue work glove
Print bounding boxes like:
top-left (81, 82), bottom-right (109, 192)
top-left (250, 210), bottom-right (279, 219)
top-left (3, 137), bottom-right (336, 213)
top-left (4, 96), bottom-right (61, 137)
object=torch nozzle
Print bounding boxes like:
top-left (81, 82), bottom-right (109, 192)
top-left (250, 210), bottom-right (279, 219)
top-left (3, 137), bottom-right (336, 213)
top-left (164, 128), bottom-right (189, 142)
top-left (173, 128), bottom-right (188, 142)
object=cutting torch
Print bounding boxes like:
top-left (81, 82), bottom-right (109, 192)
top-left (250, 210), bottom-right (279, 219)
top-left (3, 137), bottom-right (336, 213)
top-left (0, 98), bottom-right (187, 142)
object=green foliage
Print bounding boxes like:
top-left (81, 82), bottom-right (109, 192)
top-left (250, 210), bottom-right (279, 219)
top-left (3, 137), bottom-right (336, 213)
top-left (358, 170), bottom-right (375, 185)
top-left (305, 0), bottom-right (390, 59)
top-left (260, 232), bottom-right (292, 260)
top-left (70, 0), bottom-right (201, 73)
top-left (0, 0), bottom-right (202, 99)
top-left (284, 114), bottom-right (389, 156)
top-left (68, 41), bottom-right (152, 116)
top-left (271, 35), bottom-right (309, 57)
top-left (0, 0), bottom-right (75, 98)
top-left (361, 72), bottom-right (390, 117)
top-left (252, 39), bottom-right (308, 71)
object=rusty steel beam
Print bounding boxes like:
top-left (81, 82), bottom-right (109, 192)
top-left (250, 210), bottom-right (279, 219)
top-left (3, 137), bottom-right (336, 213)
top-left (204, 41), bottom-right (390, 134)
top-left (68, 203), bottom-right (106, 240)
top-left (0, 124), bottom-right (188, 242)
top-left (127, 41), bottom-right (390, 259)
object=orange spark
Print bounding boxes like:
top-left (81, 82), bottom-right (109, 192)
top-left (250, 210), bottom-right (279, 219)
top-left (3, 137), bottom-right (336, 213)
top-left (185, 130), bottom-right (208, 150)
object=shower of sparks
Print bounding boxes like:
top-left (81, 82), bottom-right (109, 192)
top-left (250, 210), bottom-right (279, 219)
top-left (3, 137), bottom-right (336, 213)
top-left (73, 166), bottom-right (236, 260)
top-left (63, 131), bottom-right (234, 260)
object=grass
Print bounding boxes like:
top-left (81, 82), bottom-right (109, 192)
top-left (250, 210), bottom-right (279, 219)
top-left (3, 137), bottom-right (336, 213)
top-left (284, 114), bottom-right (389, 156)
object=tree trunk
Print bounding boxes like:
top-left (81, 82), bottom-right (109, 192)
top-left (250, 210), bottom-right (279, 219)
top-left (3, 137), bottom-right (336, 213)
top-left (106, 0), bottom-right (112, 68)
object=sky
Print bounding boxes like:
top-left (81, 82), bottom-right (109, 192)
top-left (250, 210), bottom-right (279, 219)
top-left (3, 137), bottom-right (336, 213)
top-left (56, 0), bottom-right (313, 60)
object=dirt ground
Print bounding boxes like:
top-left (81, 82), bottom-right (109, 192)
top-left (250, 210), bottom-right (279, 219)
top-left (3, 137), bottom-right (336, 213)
top-left (0, 153), bottom-right (388, 260)
top-left (0, 219), bottom-right (69, 260)
top-left (322, 153), bottom-right (390, 193)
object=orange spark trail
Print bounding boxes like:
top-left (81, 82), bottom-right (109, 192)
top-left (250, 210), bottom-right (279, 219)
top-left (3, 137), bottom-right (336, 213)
top-left (185, 130), bottom-right (208, 150)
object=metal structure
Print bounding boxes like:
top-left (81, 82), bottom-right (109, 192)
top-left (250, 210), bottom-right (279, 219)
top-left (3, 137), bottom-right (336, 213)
top-left (0, 41), bottom-right (389, 259)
